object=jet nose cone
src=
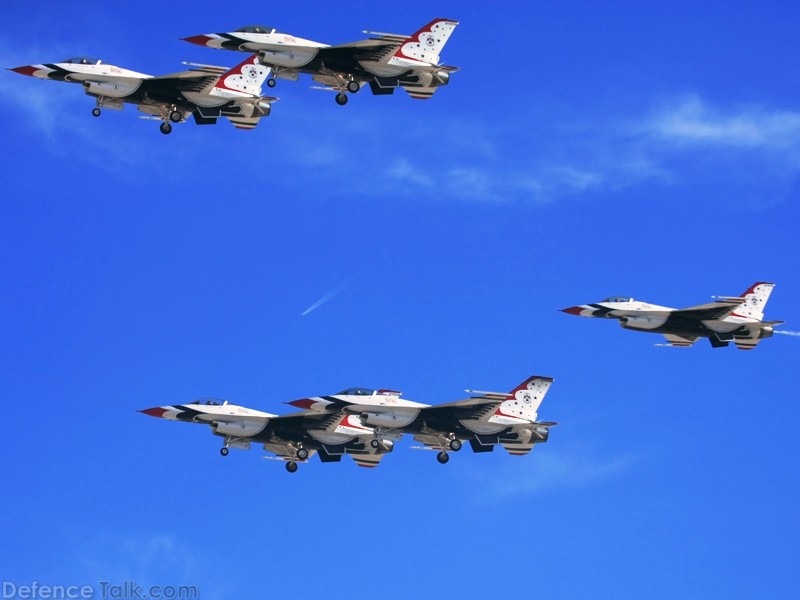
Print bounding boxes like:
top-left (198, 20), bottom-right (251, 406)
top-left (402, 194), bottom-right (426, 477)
top-left (138, 407), bottom-right (168, 418)
top-left (560, 306), bottom-right (586, 316)
top-left (181, 34), bottom-right (214, 46)
top-left (9, 65), bottom-right (38, 77)
top-left (287, 399), bottom-right (316, 409)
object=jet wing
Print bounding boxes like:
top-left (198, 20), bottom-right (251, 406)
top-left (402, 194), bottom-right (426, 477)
top-left (672, 299), bottom-right (745, 320)
top-left (315, 42), bottom-right (400, 64)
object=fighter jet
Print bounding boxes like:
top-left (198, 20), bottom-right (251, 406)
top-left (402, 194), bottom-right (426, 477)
top-left (561, 282), bottom-right (783, 350)
top-left (138, 397), bottom-right (394, 472)
top-left (287, 376), bottom-right (557, 464)
top-left (8, 54), bottom-right (275, 133)
top-left (182, 18), bottom-right (459, 105)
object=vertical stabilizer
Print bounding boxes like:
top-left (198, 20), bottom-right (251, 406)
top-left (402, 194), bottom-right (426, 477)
top-left (393, 19), bottom-right (458, 65)
top-left (211, 54), bottom-right (270, 98)
top-left (733, 282), bottom-right (775, 321)
top-left (495, 376), bottom-right (554, 422)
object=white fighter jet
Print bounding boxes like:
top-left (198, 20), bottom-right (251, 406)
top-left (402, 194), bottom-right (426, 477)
top-left (182, 18), bottom-right (459, 105)
top-left (139, 397), bottom-right (394, 472)
top-left (287, 376), bottom-right (557, 464)
top-left (561, 282), bottom-right (783, 350)
top-left (9, 54), bottom-right (275, 133)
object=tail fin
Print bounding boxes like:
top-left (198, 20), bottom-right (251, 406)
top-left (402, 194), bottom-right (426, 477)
top-left (733, 282), bottom-right (775, 321)
top-left (211, 54), bottom-right (270, 98)
top-left (393, 18), bottom-right (458, 65)
top-left (495, 375), bottom-right (554, 422)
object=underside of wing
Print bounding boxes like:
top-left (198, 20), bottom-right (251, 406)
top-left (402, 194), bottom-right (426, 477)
top-left (421, 398), bottom-right (501, 423)
top-left (317, 42), bottom-right (399, 64)
top-left (672, 299), bottom-right (744, 320)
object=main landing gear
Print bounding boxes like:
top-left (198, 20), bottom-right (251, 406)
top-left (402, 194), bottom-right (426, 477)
top-left (283, 445), bottom-right (308, 473)
top-left (158, 107), bottom-right (182, 134)
top-left (220, 447), bottom-right (229, 456)
top-left (435, 437), bottom-right (462, 464)
top-left (92, 107), bottom-right (101, 117)
top-left (334, 80), bottom-right (360, 106)
top-left (266, 78), bottom-right (276, 88)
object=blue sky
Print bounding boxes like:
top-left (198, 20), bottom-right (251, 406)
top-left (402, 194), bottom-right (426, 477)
top-left (1, 1), bottom-right (799, 598)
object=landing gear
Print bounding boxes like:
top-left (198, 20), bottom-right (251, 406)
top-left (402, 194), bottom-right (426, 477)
top-left (370, 439), bottom-right (380, 449)
top-left (169, 110), bottom-right (182, 123)
top-left (220, 447), bottom-right (229, 456)
top-left (449, 439), bottom-right (462, 452)
top-left (91, 107), bottom-right (101, 117)
top-left (296, 447), bottom-right (309, 460)
top-left (346, 80), bottom-right (360, 93)
top-left (159, 122), bottom-right (172, 135)
top-left (266, 78), bottom-right (276, 88)
top-left (286, 461), bottom-right (298, 473)
top-left (335, 92), bottom-right (348, 106)
top-left (437, 451), bottom-right (450, 464)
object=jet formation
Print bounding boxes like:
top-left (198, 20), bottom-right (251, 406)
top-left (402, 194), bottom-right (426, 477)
top-left (139, 375), bottom-right (557, 473)
top-left (8, 18), bottom-right (459, 133)
top-left (562, 282), bottom-right (782, 350)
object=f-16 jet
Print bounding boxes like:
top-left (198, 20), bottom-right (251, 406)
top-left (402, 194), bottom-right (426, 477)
top-left (138, 397), bottom-right (393, 472)
top-left (287, 375), bottom-right (557, 464)
top-left (182, 18), bottom-right (458, 105)
top-left (9, 54), bottom-right (275, 133)
top-left (561, 282), bottom-right (782, 350)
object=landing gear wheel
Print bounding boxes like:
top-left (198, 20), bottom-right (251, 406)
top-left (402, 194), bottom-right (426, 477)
top-left (91, 107), bottom-right (101, 117)
top-left (437, 451), bottom-right (449, 464)
top-left (169, 110), bottom-right (182, 123)
top-left (286, 461), bottom-right (298, 473)
top-left (267, 78), bottom-right (276, 88)
top-left (370, 439), bottom-right (380, 449)
top-left (220, 447), bottom-right (229, 456)
top-left (449, 439), bottom-right (462, 452)
top-left (335, 92), bottom-right (348, 106)
top-left (346, 80), bottom-right (360, 93)
top-left (159, 122), bottom-right (172, 135)
top-left (296, 448), bottom-right (309, 460)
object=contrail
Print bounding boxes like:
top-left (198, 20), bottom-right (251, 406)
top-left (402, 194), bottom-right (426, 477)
top-left (300, 279), bottom-right (352, 316)
top-left (774, 330), bottom-right (800, 337)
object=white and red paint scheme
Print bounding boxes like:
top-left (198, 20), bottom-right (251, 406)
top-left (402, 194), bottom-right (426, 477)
top-left (139, 396), bottom-right (394, 473)
top-left (182, 18), bottom-right (459, 105)
top-left (9, 54), bottom-right (275, 133)
top-left (562, 282), bottom-right (782, 350)
top-left (287, 376), bottom-right (557, 465)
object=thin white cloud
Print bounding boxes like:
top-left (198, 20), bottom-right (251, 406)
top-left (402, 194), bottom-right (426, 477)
top-left (381, 95), bottom-right (800, 206)
top-left (645, 95), bottom-right (800, 149)
top-left (469, 444), bottom-right (636, 501)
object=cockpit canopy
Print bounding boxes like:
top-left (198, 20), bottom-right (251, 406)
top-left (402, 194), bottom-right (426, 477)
top-left (193, 397), bottom-right (225, 406)
top-left (234, 25), bottom-right (277, 34)
top-left (337, 387), bottom-right (375, 396)
top-left (63, 56), bottom-right (101, 65)
top-left (602, 296), bottom-right (633, 303)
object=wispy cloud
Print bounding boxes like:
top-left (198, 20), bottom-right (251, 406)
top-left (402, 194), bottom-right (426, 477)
top-left (76, 532), bottom-right (196, 582)
top-left (468, 444), bottom-right (636, 501)
top-left (645, 96), bottom-right (800, 149)
top-left (381, 95), bottom-right (800, 207)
